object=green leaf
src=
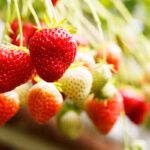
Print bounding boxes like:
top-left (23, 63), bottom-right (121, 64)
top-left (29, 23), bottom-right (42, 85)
top-left (52, 17), bottom-right (57, 26)
top-left (68, 61), bottom-right (84, 70)
top-left (58, 18), bottom-right (67, 26)
top-left (68, 28), bottom-right (77, 34)
top-left (53, 82), bottom-right (63, 92)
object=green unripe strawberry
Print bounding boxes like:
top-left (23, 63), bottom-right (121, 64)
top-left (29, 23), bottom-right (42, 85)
top-left (59, 67), bottom-right (93, 108)
top-left (59, 110), bottom-right (82, 139)
top-left (15, 81), bottom-right (32, 107)
top-left (100, 82), bottom-right (117, 99)
top-left (91, 64), bottom-right (112, 96)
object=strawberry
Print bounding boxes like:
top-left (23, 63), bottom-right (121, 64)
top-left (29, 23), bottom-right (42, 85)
top-left (32, 22), bottom-right (47, 35)
top-left (59, 67), bottom-right (93, 108)
top-left (58, 110), bottom-right (82, 139)
top-left (0, 91), bottom-right (20, 126)
top-left (73, 34), bottom-right (89, 47)
top-left (100, 82), bottom-right (118, 99)
top-left (119, 87), bottom-right (149, 125)
top-left (29, 28), bottom-right (77, 82)
top-left (91, 63), bottom-right (112, 97)
top-left (75, 52), bottom-right (95, 70)
top-left (96, 43), bottom-right (122, 72)
top-left (11, 34), bottom-right (28, 46)
top-left (85, 92), bottom-right (123, 134)
top-left (10, 19), bottom-right (35, 46)
top-left (22, 22), bottom-right (35, 40)
top-left (15, 81), bottom-right (32, 107)
top-left (10, 19), bottom-right (19, 35)
top-left (52, 0), bottom-right (59, 6)
top-left (0, 47), bottom-right (34, 93)
top-left (28, 81), bottom-right (63, 124)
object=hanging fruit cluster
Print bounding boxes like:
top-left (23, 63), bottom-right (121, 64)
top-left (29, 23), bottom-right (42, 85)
top-left (0, 0), bottom-right (150, 149)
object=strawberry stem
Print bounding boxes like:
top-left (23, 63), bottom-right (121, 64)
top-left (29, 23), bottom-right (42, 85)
top-left (44, 0), bottom-right (53, 24)
top-left (57, 1), bottom-right (99, 47)
top-left (14, 0), bottom-right (23, 47)
top-left (44, 0), bottom-right (58, 25)
top-left (49, 0), bottom-right (58, 23)
top-left (28, 1), bottom-right (41, 28)
top-left (84, 0), bottom-right (106, 62)
top-left (2, 0), bottom-right (11, 44)
top-left (110, 0), bottom-right (150, 62)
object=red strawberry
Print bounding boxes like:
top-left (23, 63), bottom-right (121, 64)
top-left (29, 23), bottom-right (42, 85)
top-left (85, 92), bottom-right (123, 134)
top-left (10, 19), bottom-right (35, 46)
top-left (28, 81), bottom-right (63, 124)
top-left (32, 22), bottom-right (47, 37)
top-left (52, 0), bottom-right (59, 6)
top-left (0, 91), bottom-right (20, 126)
top-left (73, 34), bottom-right (89, 47)
top-left (11, 34), bottom-right (28, 46)
top-left (22, 22), bottom-right (35, 39)
top-left (10, 19), bottom-right (19, 35)
top-left (29, 28), bottom-right (77, 82)
top-left (120, 87), bottom-right (149, 125)
top-left (96, 43), bottom-right (122, 72)
top-left (0, 47), bottom-right (34, 93)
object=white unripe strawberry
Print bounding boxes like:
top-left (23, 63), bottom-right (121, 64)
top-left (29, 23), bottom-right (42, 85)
top-left (59, 67), bottom-right (93, 108)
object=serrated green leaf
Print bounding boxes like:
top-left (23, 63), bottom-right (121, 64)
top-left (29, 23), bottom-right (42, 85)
top-left (53, 82), bottom-right (63, 92)
top-left (58, 18), bottom-right (67, 26)
top-left (68, 28), bottom-right (77, 34)
top-left (33, 75), bottom-right (42, 83)
top-left (43, 15), bottom-right (51, 27)
top-left (52, 17), bottom-right (57, 26)
top-left (68, 61), bottom-right (84, 70)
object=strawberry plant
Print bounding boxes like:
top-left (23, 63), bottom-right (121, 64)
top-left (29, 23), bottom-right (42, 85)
top-left (0, 0), bottom-right (150, 149)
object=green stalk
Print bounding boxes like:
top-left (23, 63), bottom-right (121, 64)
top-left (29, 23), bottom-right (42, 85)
top-left (2, 0), bottom-right (11, 44)
top-left (14, 0), bottom-right (23, 47)
top-left (28, 1), bottom-right (41, 28)
top-left (57, 0), bottom-right (99, 47)
top-left (44, 0), bottom-right (58, 25)
top-left (84, 0), bottom-right (106, 61)
top-left (49, 0), bottom-right (58, 24)
top-left (44, 0), bottom-right (53, 24)
top-left (110, 0), bottom-right (132, 23)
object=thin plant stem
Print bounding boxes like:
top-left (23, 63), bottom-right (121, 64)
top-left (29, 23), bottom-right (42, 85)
top-left (28, 2), bottom-right (41, 28)
top-left (2, 0), bottom-right (11, 44)
top-left (44, 0), bottom-right (58, 25)
top-left (84, 0), bottom-right (106, 61)
top-left (44, 0), bottom-right (53, 24)
top-left (49, 0), bottom-right (58, 23)
top-left (14, 0), bottom-right (23, 47)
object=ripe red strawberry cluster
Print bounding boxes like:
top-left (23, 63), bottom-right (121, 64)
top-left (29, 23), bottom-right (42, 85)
top-left (0, 16), bottom-right (149, 142)
top-left (0, 20), bottom-right (77, 126)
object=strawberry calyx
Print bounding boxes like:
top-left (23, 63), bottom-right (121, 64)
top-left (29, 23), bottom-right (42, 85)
top-left (33, 75), bottom-right (42, 83)
top-left (10, 46), bottom-right (29, 54)
top-left (68, 61), bottom-right (85, 70)
top-left (1, 45), bottom-right (29, 54)
top-left (35, 18), bottom-right (76, 34)
top-left (53, 82), bottom-right (63, 93)
top-left (32, 75), bottom-right (63, 93)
